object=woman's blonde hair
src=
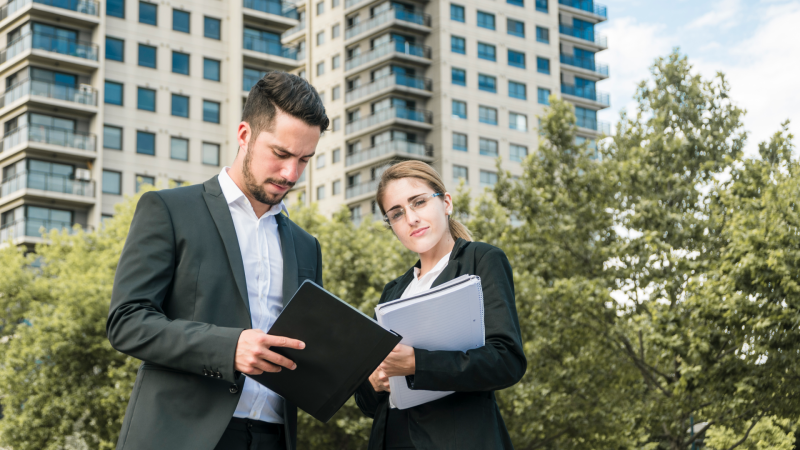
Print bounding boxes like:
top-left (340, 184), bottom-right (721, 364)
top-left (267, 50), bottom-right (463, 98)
top-left (375, 160), bottom-right (472, 241)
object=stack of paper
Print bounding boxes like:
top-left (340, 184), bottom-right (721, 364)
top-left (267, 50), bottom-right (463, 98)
top-left (375, 275), bottom-right (485, 409)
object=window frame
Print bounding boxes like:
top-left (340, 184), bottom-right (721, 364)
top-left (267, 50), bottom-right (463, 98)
top-left (450, 3), bottom-right (465, 22)
top-left (136, 130), bottom-right (156, 155)
top-left (105, 36), bottom-right (124, 61)
top-left (172, 9), bottom-right (190, 33)
top-left (103, 124), bottom-right (123, 150)
top-left (451, 35), bottom-right (466, 54)
top-left (202, 100), bottom-right (221, 123)
top-left (137, 87), bottom-right (156, 112)
top-left (102, 170), bottom-right (122, 195)
top-left (204, 16), bottom-right (221, 40)
top-left (104, 80), bottom-right (124, 105)
top-left (203, 58), bottom-right (221, 81)
top-left (170, 136), bottom-right (189, 161)
top-left (139, 1), bottom-right (157, 26)
top-left (172, 51), bottom-right (190, 75)
top-left (171, 93), bottom-right (189, 118)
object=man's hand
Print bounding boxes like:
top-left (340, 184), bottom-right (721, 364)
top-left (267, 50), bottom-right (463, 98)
top-left (235, 329), bottom-right (305, 375)
top-left (379, 344), bottom-right (415, 378)
top-left (369, 367), bottom-right (391, 393)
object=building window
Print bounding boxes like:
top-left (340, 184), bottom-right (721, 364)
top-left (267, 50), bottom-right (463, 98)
top-left (171, 137), bottom-right (189, 160)
top-left (510, 144), bottom-right (528, 162)
top-left (536, 26), bottom-right (549, 43)
top-left (537, 87), bottom-right (550, 105)
top-left (507, 0), bottom-right (523, 7)
top-left (507, 19), bottom-right (524, 37)
top-left (450, 3), bottom-right (464, 22)
top-left (103, 125), bottom-right (122, 150)
top-left (452, 100), bottom-right (467, 119)
top-left (107, 0), bottom-right (124, 18)
top-left (316, 1), bottom-right (324, 15)
top-left (478, 106), bottom-right (497, 125)
top-left (535, 0), bottom-right (547, 13)
top-left (136, 131), bottom-right (155, 155)
top-left (453, 165), bottom-right (468, 181)
top-left (479, 138), bottom-right (498, 156)
top-left (508, 50), bottom-right (525, 69)
top-left (204, 58), bottom-right (221, 81)
top-left (332, 23), bottom-right (341, 38)
top-left (332, 117), bottom-right (341, 131)
top-left (102, 170), bottom-right (122, 195)
top-left (510, 112), bottom-right (527, 131)
top-left (136, 175), bottom-right (155, 192)
top-left (478, 74), bottom-right (496, 93)
top-left (332, 179), bottom-right (341, 195)
top-left (105, 37), bottom-right (124, 61)
top-left (350, 205), bottom-right (361, 222)
top-left (173, 9), bottom-right (190, 33)
top-left (480, 170), bottom-right (497, 187)
top-left (171, 94), bottom-right (189, 117)
top-left (204, 16), bottom-right (221, 39)
top-left (332, 54), bottom-right (341, 69)
top-left (316, 153), bottom-right (326, 169)
top-left (451, 35), bottom-right (466, 54)
top-left (316, 31), bottom-right (325, 46)
top-left (317, 61), bottom-right (324, 76)
top-left (332, 0), bottom-right (339, 7)
top-left (575, 106), bottom-right (598, 130)
top-left (509, 81), bottom-right (526, 100)
top-left (138, 43), bottom-right (156, 68)
top-left (172, 51), bottom-right (189, 75)
top-left (477, 42), bottom-right (495, 61)
top-left (202, 142), bottom-right (220, 165)
top-left (453, 132), bottom-right (467, 151)
top-left (332, 85), bottom-right (341, 100)
top-left (316, 185), bottom-right (325, 200)
top-left (203, 100), bottom-right (220, 123)
top-left (105, 81), bottom-right (123, 105)
top-left (450, 67), bottom-right (467, 86)
top-left (137, 87), bottom-right (156, 111)
top-left (332, 148), bottom-right (341, 163)
top-left (139, 1), bottom-right (157, 25)
top-left (477, 11), bottom-right (495, 30)
top-left (537, 57), bottom-right (550, 74)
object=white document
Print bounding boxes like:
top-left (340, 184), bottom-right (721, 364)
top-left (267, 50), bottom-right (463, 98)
top-left (375, 275), bottom-right (485, 409)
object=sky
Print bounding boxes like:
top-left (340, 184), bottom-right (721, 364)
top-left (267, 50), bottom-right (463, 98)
top-left (594, 0), bottom-right (800, 157)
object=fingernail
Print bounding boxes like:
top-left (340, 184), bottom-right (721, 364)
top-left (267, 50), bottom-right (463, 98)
top-left (292, 364), bottom-right (297, 370)
top-left (299, 342), bottom-right (306, 349)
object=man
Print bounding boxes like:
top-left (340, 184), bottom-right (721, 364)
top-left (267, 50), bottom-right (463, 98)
top-left (107, 71), bottom-right (328, 450)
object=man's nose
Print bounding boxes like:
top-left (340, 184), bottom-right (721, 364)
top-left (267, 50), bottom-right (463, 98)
top-left (280, 160), bottom-right (300, 183)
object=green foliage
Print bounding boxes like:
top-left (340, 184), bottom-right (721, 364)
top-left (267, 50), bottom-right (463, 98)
top-left (705, 416), bottom-right (797, 450)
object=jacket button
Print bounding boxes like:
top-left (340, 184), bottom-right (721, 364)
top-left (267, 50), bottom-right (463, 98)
top-left (216, 372), bottom-right (222, 378)
top-left (203, 369), bottom-right (208, 376)
top-left (229, 384), bottom-right (239, 394)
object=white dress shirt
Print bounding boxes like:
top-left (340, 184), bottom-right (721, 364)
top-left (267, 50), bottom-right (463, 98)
top-left (218, 167), bottom-right (287, 424)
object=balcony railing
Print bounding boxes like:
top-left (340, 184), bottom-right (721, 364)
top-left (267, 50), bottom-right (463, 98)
top-left (1, 170), bottom-right (94, 198)
top-left (560, 84), bottom-right (609, 106)
top-left (558, 24), bottom-right (607, 47)
top-left (558, 0), bottom-right (607, 18)
top-left (243, 34), bottom-right (298, 59)
top-left (0, 218), bottom-right (74, 242)
top-left (0, 79), bottom-right (97, 108)
top-left (1, 125), bottom-right (96, 153)
top-left (345, 8), bottom-right (431, 40)
top-left (243, 0), bottom-right (298, 19)
top-left (0, 32), bottom-right (99, 64)
top-left (284, 19), bottom-right (306, 37)
top-left (0, 0), bottom-right (99, 20)
top-left (346, 106), bottom-right (432, 134)
top-left (344, 0), bottom-right (365, 8)
top-left (576, 117), bottom-right (610, 134)
top-left (346, 73), bottom-right (431, 103)
top-left (346, 139), bottom-right (432, 166)
top-left (346, 178), bottom-right (380, 199)
top-left (560, 54), bottom-right (609, 76)
top-left (345, 40), bottom-right (430, 71)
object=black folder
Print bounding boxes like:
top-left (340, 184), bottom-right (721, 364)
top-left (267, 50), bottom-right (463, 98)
top-left (248, 280), bottom-right (402, 423)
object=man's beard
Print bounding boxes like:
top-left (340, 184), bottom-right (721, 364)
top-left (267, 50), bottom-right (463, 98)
top-left (242, 145), bottom-right (295, 207)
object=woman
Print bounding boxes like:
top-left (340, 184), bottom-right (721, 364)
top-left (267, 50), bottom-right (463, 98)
top-left (355, 161), bottom-right (527, 450)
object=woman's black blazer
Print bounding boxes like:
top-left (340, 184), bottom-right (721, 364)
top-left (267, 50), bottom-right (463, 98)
top-left (355, 238), bottom-right (527, 450)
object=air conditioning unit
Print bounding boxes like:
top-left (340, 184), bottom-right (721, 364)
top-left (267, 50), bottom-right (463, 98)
top-left (79, 84), bottom-right (93, 94)
top-left (75, 168), bottom-right (91, 181)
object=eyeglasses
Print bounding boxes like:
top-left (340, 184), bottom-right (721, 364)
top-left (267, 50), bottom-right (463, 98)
top-left (383, 193), bottom-right (443, 226)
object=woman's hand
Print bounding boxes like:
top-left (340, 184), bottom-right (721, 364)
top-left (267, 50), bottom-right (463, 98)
top-left (369, 367), bottom-right (390, 392)
top-left (379, 344), bottom-right (416, 378)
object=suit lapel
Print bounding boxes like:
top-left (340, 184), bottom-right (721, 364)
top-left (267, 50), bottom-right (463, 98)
top-left (276, 213), bottom-right (299, 307)
top-left (202, 176), bottom-right (251, 319)
top-left (431, 238), bottom-right (468, 288)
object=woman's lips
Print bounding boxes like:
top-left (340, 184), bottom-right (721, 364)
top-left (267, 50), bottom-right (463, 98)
top-left (410, 227), bottom-right (429, 238)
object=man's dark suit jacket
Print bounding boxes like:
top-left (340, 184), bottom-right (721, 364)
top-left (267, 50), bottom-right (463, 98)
top-left (355, 238), bottom-right (527, 450)
top-left (107, 176), bottom-right (322, 450)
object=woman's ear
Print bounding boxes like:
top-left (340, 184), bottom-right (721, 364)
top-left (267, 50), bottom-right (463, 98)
top-left (443, 192), bottom-right (454, 216)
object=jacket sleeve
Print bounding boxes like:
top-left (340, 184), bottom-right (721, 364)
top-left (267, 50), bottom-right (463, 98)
top-left (354, 282), bottom-right (393, 417)
top-left (410, 247), bottom-right (527, 392)
top-left (106, 192), bottom-right (244, 383)
top-left (315, 238), bottom-right (323, 287)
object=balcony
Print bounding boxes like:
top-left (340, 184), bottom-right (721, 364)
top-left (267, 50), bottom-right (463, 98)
top-left (1, 170), bottom-right (94, 199)
top-left (346, 178), bottom-right (379, 199)
top-left (346, 106), bottom-right (432, 135)
top-left (346, 73), bottom-right (431, 104)
top-left (560, 54), bottom-right (609, 77)
top-left (558, 24), bottom-right (607, 48)
top-left (0, 32), bottom-right (98, 65)
top-left (576, 116), bottom-right (610, 134)
top-left (243, 0), bottom-right (298, 18)
top-left (1, 125), bottom-right (96, 154)
top-left (345, 8), bottom-right (431, 41)
top-left (283, 19), bottom-right (305, 40)
top-left (0, 78), bottom-right (97, 109)
top-left (346, 139), bottom-right (432, 166)
top-left (560, 84), bottom-right (609, 106)
top-left (0, 218), bottom-right (74, 242)
top-left (345, 40), bottom-right (431, 72)
top-left (244, 35), bottom-right (298, 59)
top-left (0, 0), bottom-right (100, 21)
top-left (558, 0), bottom-right (607, 18)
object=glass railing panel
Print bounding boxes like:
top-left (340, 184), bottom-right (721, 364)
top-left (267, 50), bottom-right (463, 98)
top-left (243, 0), bottom-right (298, 18)
top-left (558, 0), bottom-right (607, 18)
top-left (243, 35), bottom-right (298, 59)
top-left (1, 125), bottom-right (96, 153)
top-left (0, 218), bottom-right (74, 241)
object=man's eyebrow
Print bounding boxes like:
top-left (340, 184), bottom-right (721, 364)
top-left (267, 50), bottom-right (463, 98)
top-left (271, 144), bottom-right (315, 158)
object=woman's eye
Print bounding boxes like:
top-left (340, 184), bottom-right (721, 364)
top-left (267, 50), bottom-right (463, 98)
top-left (413, 199), bottom-right (426, 208)
top-left (391, 211), bottom-right (404, 220)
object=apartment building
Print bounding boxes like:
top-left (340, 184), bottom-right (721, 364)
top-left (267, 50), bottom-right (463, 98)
top-left (0, 0), bottom-right (607, 247)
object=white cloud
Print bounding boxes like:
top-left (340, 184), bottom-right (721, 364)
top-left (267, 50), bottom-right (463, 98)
top-left (685, 0), bottom-right (743, 30)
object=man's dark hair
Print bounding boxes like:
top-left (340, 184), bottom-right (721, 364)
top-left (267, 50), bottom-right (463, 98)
top-left (242, 71), bottom-right (329, 136)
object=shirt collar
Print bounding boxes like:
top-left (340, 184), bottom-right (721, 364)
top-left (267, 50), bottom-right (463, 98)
top-left (218, 167), bottom-right (288, 218)
top-left (413, 251), bottom-right (452, 280)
